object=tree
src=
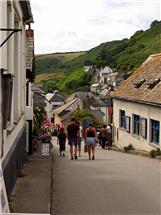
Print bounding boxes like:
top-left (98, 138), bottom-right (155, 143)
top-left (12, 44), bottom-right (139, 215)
top-left (150, 20), bottom-right (160, 28)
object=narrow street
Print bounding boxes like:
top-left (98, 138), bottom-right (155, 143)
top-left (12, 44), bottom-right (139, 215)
top-left (51, 137), bottom-right (161, 215)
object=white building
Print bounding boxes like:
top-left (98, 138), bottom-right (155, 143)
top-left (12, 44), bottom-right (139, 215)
top-left (112, 53), bottom-right (161, 152)
top-left (99, 66), bottom-right (119, 87)
top-left (45, 92), bottom-right (65, 121)
top-left (0, 0), bottom-right (34, 196)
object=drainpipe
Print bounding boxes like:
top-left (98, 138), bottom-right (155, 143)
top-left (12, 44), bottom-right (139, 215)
top-left (26, 80), bottom-right (33, 155)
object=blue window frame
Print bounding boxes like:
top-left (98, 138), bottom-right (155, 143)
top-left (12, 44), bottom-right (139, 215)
top-left (151, 120), bottom-right (160, 145)
top-left (133, 114), bottom-right (140, 135)
top-left (120, 110), bottom-right (125, 128)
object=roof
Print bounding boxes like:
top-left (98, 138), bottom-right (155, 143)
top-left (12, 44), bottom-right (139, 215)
top-left (32, 84), bottom-right (45, 94)
top-left (46, 93), bottom-right (54, 101)
top-left (89, 97), bottom-right (107, 107)
top-left (66, 92), bottom-right (93, 103)
top-left (53, 98), bottom-right (79, 114)
top-left (33, 94), bottom-right (46, 108)
top-left (50, 93), bottom-right (65, 103)
top-left (112, 53), bottom-right (161, 106)
top-left (100, 66), bottom-right (113, 74)
top-left (91, 83), bottom-right (100, 87)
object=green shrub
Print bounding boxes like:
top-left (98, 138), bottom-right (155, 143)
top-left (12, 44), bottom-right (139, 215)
top-left (124, 144), bottom-right (135, 152)
top-left (149, 148), bottom-right (161, 158)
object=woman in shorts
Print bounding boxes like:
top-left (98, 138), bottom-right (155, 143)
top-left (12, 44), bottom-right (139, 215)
top-left (85, 124), bottom-right (97, 160)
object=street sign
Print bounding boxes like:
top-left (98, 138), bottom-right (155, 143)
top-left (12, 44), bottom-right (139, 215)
top-left (0, 165), bottom-right (10, 213)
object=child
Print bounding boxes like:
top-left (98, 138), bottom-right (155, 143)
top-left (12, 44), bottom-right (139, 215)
top-left (57, 127), bottom-right (66, 156)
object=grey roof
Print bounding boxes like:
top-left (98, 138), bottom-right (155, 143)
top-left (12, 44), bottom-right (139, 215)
top-left (50, 94), bottom-right (65, 103)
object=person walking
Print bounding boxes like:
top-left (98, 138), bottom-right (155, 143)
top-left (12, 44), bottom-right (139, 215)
top-left (57, 127), bottom-right (66, 157)
top-left (85, 123), bottom-right (97, 160)
top-left (67, 118), bottom-right (79, 160)
top-left (99, 125), bottom-right (109, 149)
top-left (107, 123), bottom-right (112, 149)
top-left (76, 121), bottom-right (83, 157)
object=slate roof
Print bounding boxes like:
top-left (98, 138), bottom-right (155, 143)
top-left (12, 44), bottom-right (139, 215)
top-left (50, 93), bottom-right (65, 103)
top-left (89, 97), bottom-right (107, 107)
top-left (53, 98), bottom-right (79, 114)
top-left (112, 53), bottom-right (161, 107)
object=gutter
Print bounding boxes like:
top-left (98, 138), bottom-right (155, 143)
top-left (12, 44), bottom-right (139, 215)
top-left (112, 96), bottom-right (161, 108)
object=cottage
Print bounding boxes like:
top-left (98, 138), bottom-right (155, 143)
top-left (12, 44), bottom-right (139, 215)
top-left (0, 0), bottom-right (34, 195)
top-left (84, 60), bottom-right (95, 72)
top-left (112, 53), bottom-right (161, 152)
top-left (46, 92), bottom-right (65, 121)
top-left (53, 98), bottom-right (82, 126)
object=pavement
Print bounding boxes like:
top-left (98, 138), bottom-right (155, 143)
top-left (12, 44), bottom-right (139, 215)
top-left (9, 142), bottom-right (52, 214)
top-left (51, 137), bottom-right (161, 215)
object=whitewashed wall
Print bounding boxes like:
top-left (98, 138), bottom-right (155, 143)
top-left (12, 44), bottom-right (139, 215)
top-left (113, 99), bottom-right (161, 151)
top-left (0, 0), bottom-right (27, 162)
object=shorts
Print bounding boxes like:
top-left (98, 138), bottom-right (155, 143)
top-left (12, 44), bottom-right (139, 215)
top-left (77, 138), bottom-right (82, 150)
top-left (68, 138), bottom-right (78, 146)
top-left (86, 137), bottom-right (96, 146)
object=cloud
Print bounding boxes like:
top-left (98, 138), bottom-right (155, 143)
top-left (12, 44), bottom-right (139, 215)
top-left (31, 0), bottom-right (161, 54)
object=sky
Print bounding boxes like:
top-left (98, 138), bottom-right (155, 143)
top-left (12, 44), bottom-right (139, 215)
top-left (31, 0), bottom-right (161, 54)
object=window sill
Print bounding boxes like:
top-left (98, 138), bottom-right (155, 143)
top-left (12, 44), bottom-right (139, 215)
top-left (7, 115), bottom-right (23, 135)
top-left (14, 115), bottom-right (22, 125)
top-left (119, 127), bottom-right (126, 132)
top-left (7, 123), bottom-right (15, 135)
top-left (149, 142), bottom-right (160, 149)
top-left (119, 127), bottom-right (130, 134)
top-left (132, 133), bottom-right (140, 140)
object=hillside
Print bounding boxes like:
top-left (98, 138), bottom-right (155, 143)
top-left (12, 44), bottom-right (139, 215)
top-left (35, 20), bottom-right (161, 94)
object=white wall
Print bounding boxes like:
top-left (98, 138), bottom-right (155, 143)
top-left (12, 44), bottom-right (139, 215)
top-left (0, 0), bottom-right (3, 157)
top-left (113, 99), bottom-right (161, 151)
top-left (0, 0), bottom-right (27, 161)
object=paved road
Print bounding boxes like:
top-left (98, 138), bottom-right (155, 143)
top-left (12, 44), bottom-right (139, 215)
top-left (51, 137), bottom-right (161, 215)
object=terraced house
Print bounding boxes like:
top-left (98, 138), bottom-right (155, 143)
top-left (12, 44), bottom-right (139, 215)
top-left (113, 53), bottom-right (161, 152)
top-left (0, 0), bottom-right (34, 196)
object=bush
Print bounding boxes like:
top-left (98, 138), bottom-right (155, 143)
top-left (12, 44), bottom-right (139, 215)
top-left (124, 144), bottom-right (135, 152)
top-left (149, 148), bottom-right (161, 158)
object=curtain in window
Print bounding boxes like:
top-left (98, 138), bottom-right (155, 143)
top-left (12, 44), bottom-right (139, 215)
top-left (1, 74), bottom-right (13, 129)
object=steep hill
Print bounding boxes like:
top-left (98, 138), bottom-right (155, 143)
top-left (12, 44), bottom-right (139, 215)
top-left (35, 20), bottom-right (161, 94)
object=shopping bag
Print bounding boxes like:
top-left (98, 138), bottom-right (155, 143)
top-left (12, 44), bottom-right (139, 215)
top-left (84, 144), bottom-right (88, 153)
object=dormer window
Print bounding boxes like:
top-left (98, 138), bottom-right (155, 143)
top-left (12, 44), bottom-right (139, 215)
top-left (147, 78), bottom-right (160, 89)
top-left (133, 79), bottom-right (146, 88)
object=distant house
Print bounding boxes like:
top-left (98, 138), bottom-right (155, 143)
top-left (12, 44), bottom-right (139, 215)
top-left (84, 60), bottom-right (95, 72)
top-left (53, 98), bottom-right (82, 126)
top-left (89, 97), bottom-right (111, 124)
top-left (32, 84), bottom-right (46, 108)
top-left (112, 53), bottom-right (161, 152)
top-left (65, 92), bottom-right (111, 124)
top-left (0, 0), bottom-right (34, 195)
top-left (100, 66), bottom-right (113, 84)
top-left (45, 92), bottom-right (65, 121)
top-left (90, 83), bottom-right (101, 94)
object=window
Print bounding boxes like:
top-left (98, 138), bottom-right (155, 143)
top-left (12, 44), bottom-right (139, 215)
top-left (151, 120), bottom-right (160, 145)
top-left (141, 118), bottom-right (147, 138)
top-left (148, 79), bottom-right (160, 89)
top-left (134, 79), bottom-right (146, 89)
top-left (104, 77), bottom-right (107, 84)
top-left (120, 110), bottom-right (125, 128)
top-left (133, 114), bottom-right (140, 135)
top-left (1, 74), bottom-right (13, 129)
